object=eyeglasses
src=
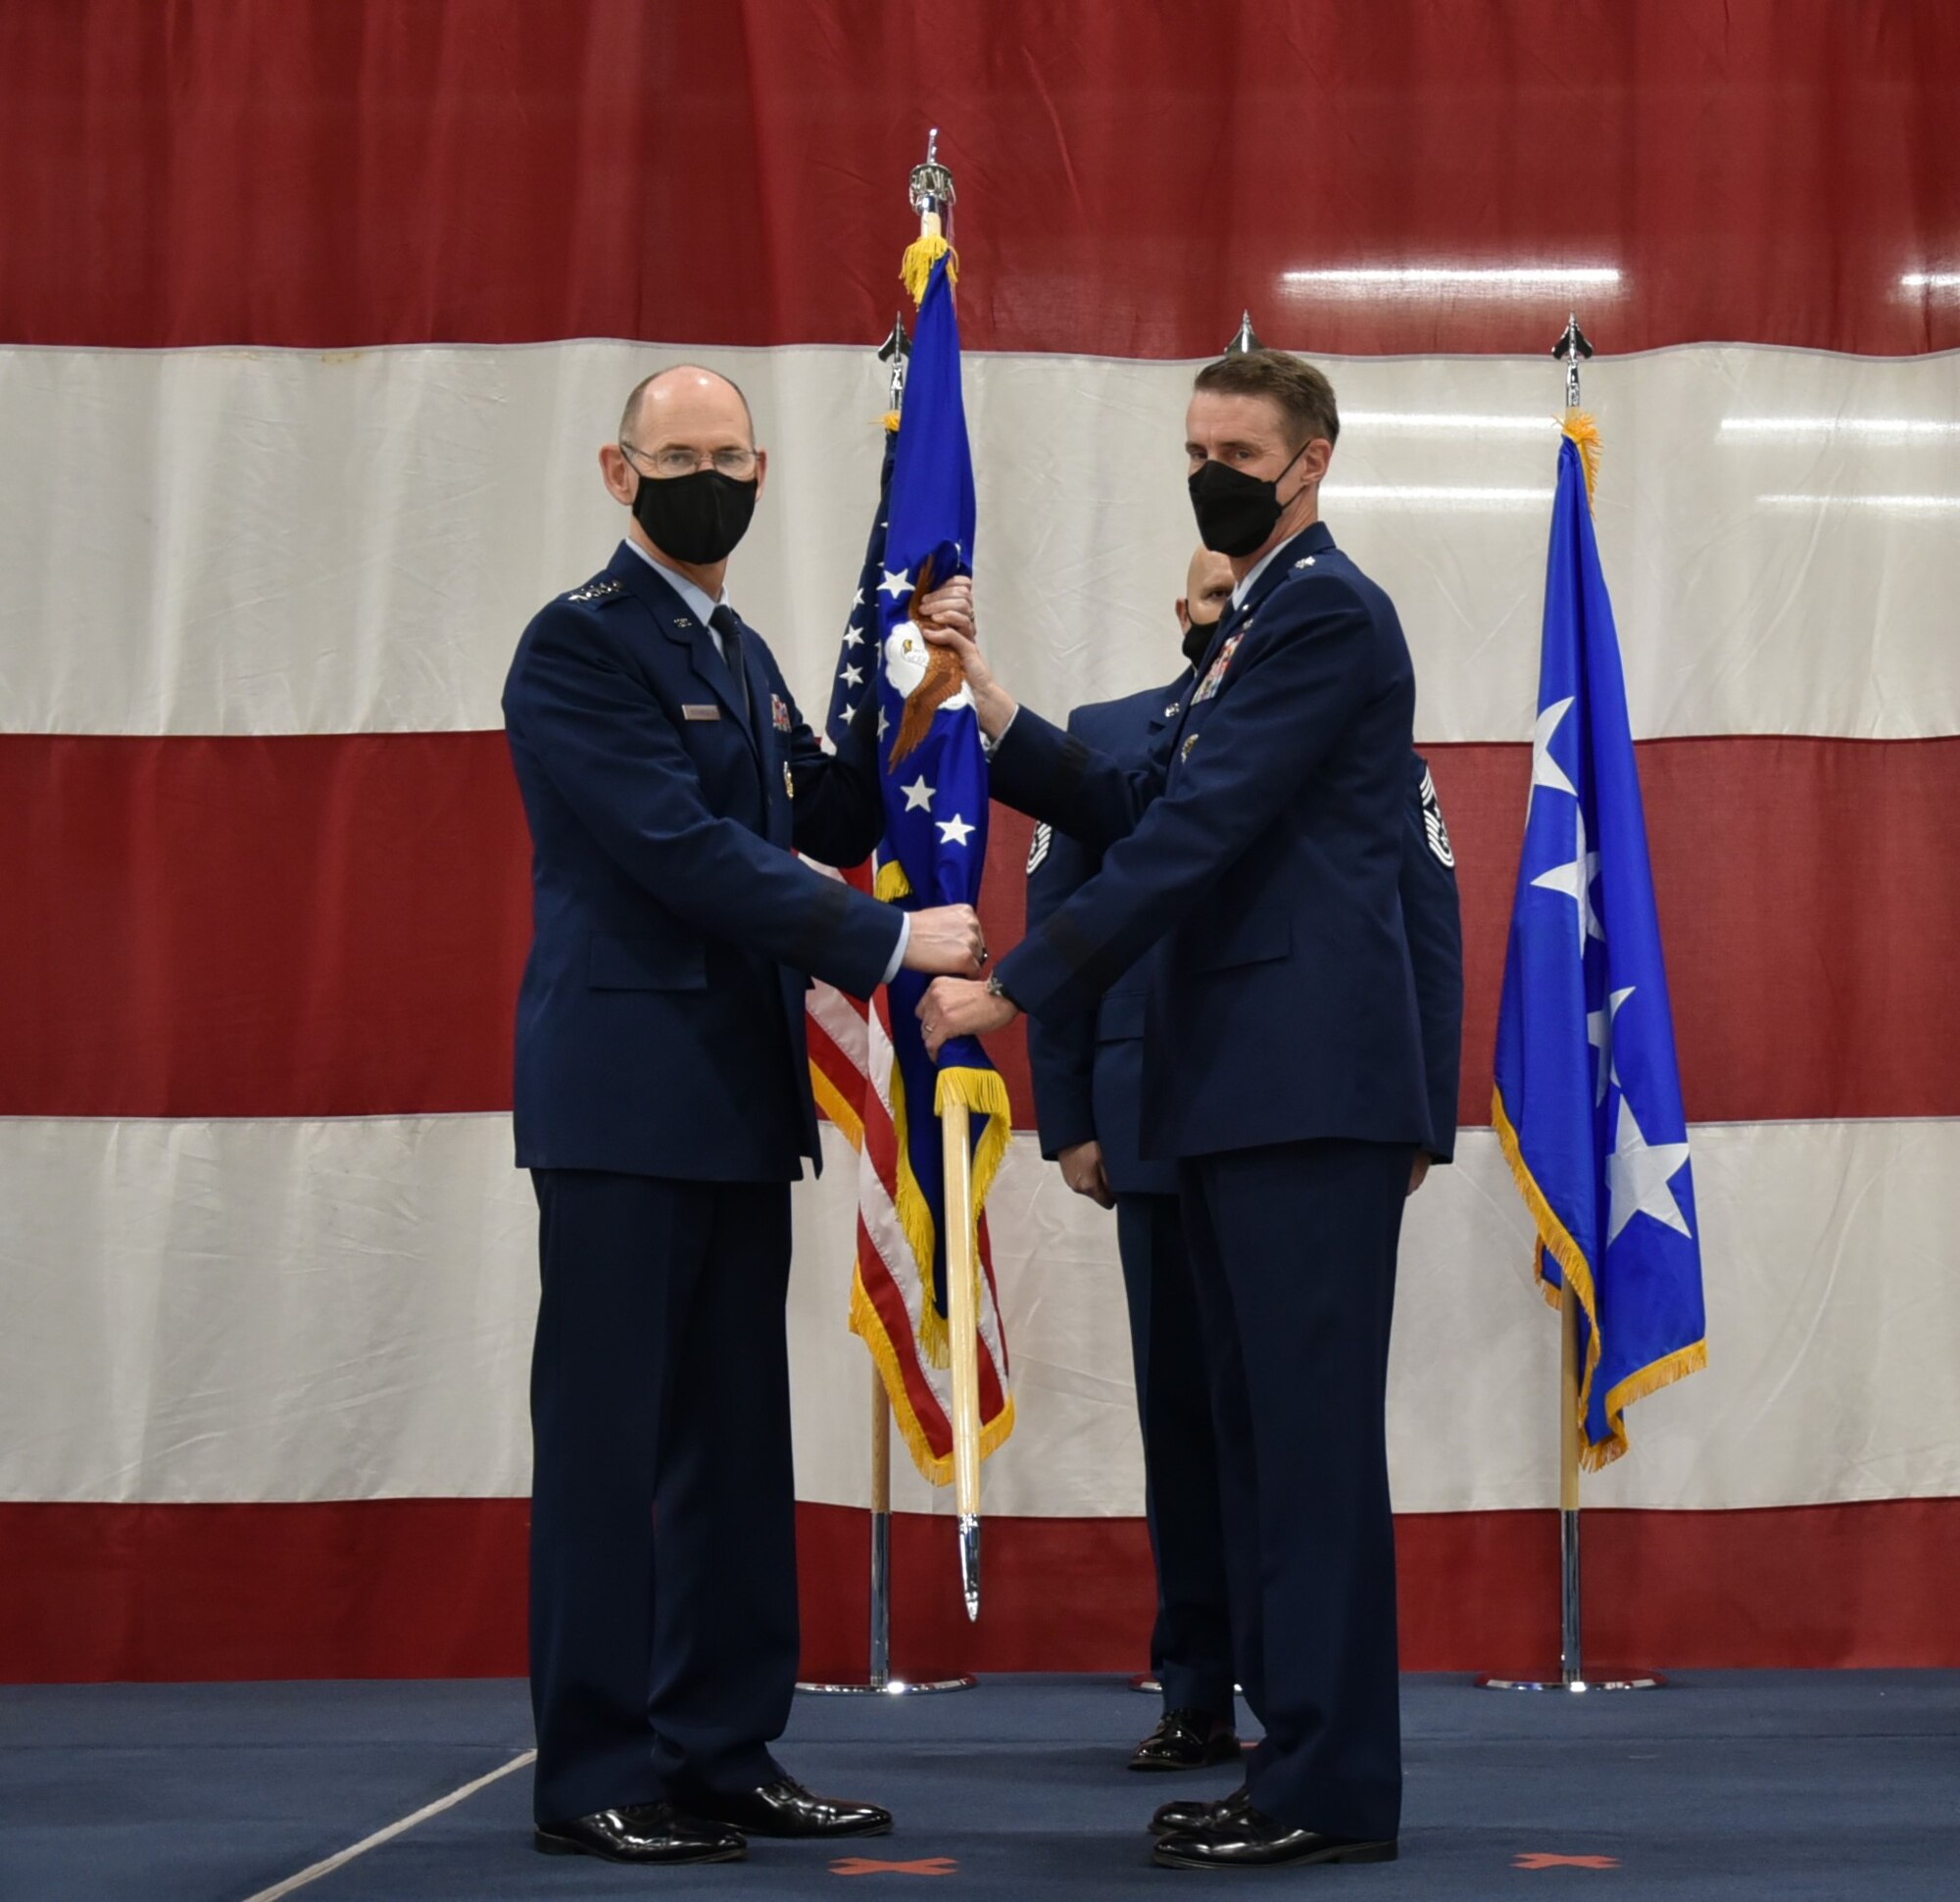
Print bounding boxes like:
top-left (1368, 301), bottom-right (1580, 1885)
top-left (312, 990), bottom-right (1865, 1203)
top-left (620, 440), bottom-right (760, 480)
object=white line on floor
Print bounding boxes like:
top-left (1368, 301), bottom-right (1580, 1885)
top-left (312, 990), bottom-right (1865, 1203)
top-left (240, 1748), bottom-right (537, 1901)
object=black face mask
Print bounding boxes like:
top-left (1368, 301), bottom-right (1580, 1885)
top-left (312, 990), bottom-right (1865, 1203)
top-left (1181, 611), bottom-right (1221, 669)
top-left (1187, 440), bottom-right (1309, 558)
top-left (629, 463), bottom-right (759, 565)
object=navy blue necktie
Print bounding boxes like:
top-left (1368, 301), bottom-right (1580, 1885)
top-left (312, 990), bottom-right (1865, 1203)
top-left (710, 605), bottom-right (751, 726)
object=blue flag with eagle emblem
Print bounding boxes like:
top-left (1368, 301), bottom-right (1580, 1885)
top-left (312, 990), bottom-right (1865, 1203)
top-left (1493, 418), bottom-right (1706, 1469)
top-left (864, 251), bottom-right (1012, 1384)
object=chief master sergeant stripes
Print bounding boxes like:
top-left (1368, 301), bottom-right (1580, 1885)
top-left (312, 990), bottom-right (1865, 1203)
top-left (501, 366), bottom-right (982, 1868)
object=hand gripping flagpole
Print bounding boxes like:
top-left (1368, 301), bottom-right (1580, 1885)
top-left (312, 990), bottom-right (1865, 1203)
top-left (1480, 315), bottom-right (1660, 1695)
top-left (795, 308), bottom-right (974, 1697)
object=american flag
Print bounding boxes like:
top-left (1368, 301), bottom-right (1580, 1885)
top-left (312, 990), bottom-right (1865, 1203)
top-left (805, 423), bottom-right (1014, 1484)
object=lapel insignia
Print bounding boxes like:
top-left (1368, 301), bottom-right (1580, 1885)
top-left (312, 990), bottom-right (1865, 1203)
top-left (1026, 821), bottom-right (1053, 875)
top-left (674, 615), bottom-right (694, 628)
top-left (771, 692), bottom-right (792, 734)
top-left (1420, 765), bottom-right (1455, 866)
top-left (1294, 555), bottom-right (1317, 568)
top-left (564, 575), bottom-right (625, 603)
top-left (1163, 701), bottom-right (1181, 719)
top-left (1193, 631), bottom-right (1244, 704)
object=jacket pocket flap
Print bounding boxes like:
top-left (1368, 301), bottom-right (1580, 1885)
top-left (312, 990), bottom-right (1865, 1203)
top-left (1095, 990), bottom-right (1148, 1043)
top-left (1193, 915), bottom-right (1292, 973)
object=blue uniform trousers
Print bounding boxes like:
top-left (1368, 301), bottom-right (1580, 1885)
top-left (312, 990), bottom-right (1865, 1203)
top-left (1178, 1139), bottom-right (1411, 1842)
top-left (1114, 1191), bottom-right (1235, 1718)
top-left (527, 1168), bottom-right (797, 1826)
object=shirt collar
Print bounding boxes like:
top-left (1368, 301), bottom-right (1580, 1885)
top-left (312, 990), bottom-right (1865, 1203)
top-left (1230, 540), bottom-right (1287, 610)
top-left (625, 536), bottom-right (726, 628)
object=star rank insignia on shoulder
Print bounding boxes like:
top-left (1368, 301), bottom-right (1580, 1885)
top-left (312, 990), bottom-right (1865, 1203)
top-left (564, 575), bottom-right (625, 604)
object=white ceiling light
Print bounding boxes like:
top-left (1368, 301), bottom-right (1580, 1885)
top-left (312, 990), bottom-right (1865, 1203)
top-left (1343, 412), bottom-right (1562, 434)
top-left (1722, 417), bottom-right (1960, 440)
top-left (1282, 266), bottom-right (1622, 292)
top-left (1899, 272), bottom-right (1960, 289)
top-left (1758, 492), bottom-right (1960, 512)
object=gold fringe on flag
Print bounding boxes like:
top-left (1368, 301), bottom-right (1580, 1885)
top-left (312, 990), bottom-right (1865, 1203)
top-left (901, 232), bottom-right (958, 306)
top-left (1562, 409), bottom-right (1602, 507)
top-left (850, 1270), bottom-right (1017, 1486)
top-left (1494, 1083), bottom-right (1707, 1470)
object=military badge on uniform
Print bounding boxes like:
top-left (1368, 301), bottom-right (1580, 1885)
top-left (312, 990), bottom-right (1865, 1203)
top-left (1193, 631), bottom-right (1244, 704)
top-left (771, 693), bottom-right (792, 734)
top-left (1026, 821), bottom-right (1053, 875)
top-left (1180, 732), bottom-right (1200, 762)
top-left (564, 575), bottom-right (625, 604)
top-left (783, 759), bottom-right (796, 799)
top-left (1420, 765), bottom-right (1454, 866)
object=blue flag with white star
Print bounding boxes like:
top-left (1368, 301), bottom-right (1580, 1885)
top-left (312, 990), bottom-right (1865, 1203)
top-left (870, 253), bottom-right (1009, 1351)
top-left (1494, 421), bottom-right (1706, 1469)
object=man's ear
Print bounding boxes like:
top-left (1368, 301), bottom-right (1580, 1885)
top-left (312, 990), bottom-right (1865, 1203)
top-left (600, 443), bottom-right (636, 508)
top-left (1174, 595), bottom-right (1193, 633)
top-left (1295, 437), bottom-right (1334, 496)
top-left (753, 447), bottom-right (768, 499)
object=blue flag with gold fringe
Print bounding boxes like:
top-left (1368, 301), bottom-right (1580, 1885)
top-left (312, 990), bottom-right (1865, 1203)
top-left (1494, 416), bottom-right (1706, 1468)
top-left (862, 251), bottom-right (1012, 1390)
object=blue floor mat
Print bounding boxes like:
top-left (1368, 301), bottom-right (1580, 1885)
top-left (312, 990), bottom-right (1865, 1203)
top-left (3, 1674), bottom-right (1956, 1900)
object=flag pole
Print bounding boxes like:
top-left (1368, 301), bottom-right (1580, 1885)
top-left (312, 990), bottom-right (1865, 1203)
top-left (942, 1105), bottom-right (984, 1620)
top-left (1479, 314), bottom-right (1661, 1695)
top-left (905, 125), bottom-right (984, 1624)
top-left (797, 301), bottom-right (975, 1695)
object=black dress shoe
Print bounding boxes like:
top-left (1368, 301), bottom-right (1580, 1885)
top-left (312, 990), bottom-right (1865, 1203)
top-left (1153, 1802), bottom-right (1397, 1870)
top-left (533, 1802), bottom-right (746, 1864)
top-left (1151, 1783), bottom-right (1251, 1836)
top-left (682, 1777), bottom-right (893, 1838)
top-left (1128, 1707), bottom-right (1241, 1772)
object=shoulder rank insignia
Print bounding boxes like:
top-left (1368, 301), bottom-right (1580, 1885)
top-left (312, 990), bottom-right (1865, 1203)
top-left (1192, 630), bottom-right (1244, 704)
top-left (1420, 765), bottom-right (1454, 867)
top-left (564, 575), bottom-right (625, 604)
top-left (1026, 821), bottom-right (1053, 876)
top-left (771, 692), bottom-right (793, 734)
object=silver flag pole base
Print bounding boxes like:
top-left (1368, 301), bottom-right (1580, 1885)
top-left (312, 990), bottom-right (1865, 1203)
top-left (1476, 1671), bottom-right (1666, 1692)
top-left (796, 1675), bottom-right (977, 1695)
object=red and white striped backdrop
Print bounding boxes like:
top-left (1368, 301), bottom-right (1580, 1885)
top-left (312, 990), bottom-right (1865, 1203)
top-left (3, 2), bottom-right (1957, 1681)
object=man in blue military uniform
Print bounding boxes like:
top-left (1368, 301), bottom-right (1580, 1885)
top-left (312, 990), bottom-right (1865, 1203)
top-left (502, 366), bottom-right (983, 1867)
top-left (1026, 547), bottom-right (1464, 1781)
top-left (921, 349), bottom-right (1447, 1869)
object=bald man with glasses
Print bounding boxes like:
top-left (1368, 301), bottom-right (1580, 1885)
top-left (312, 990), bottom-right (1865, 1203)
top-left (502, 366), bottom-right (983, 1867)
